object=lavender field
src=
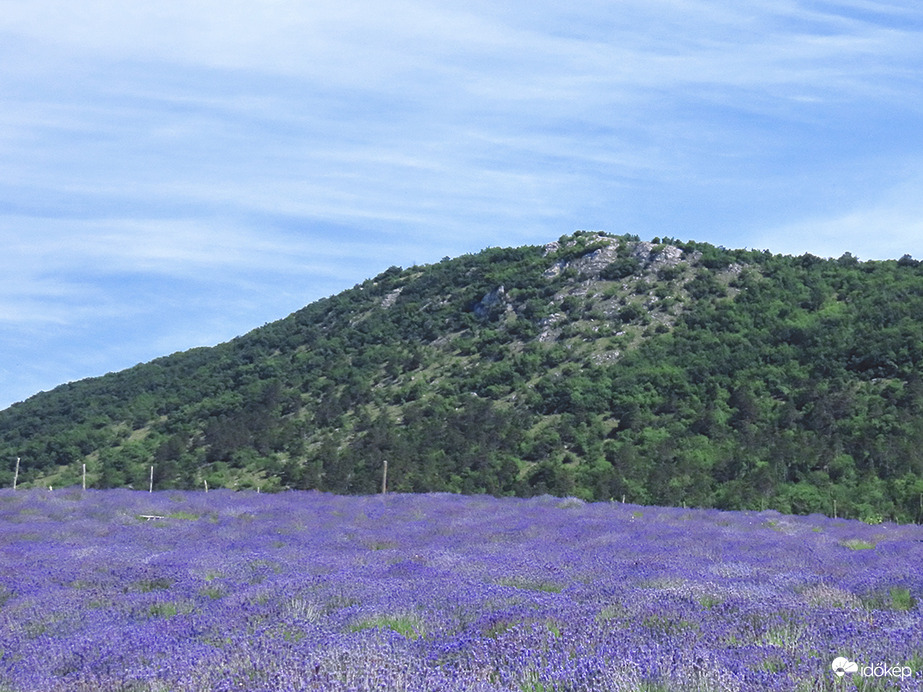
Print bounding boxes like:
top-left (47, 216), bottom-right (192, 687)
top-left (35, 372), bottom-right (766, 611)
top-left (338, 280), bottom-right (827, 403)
top-left (0, 489), bottom-right (921, 691)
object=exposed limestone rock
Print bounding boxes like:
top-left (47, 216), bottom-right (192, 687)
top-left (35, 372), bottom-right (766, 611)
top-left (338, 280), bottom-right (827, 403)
top-left (380, 288), bottom-right (403, 308)
top-left (592, 351), bottom-right (621, 365)
top-left (543, 235), bottom-right (690, 281)
top-left (473, 286), bottom-right (507, 318)
top-left (630, 242), bottom-right (685, 268)
top-left (651, 245), bottom-right (684, 266)
top-left (538, 312), bottom-right (566, 342)
top-left (568, 243), bottom-right (621, 277)
top-left (543, 261), bottom-right (566, 278)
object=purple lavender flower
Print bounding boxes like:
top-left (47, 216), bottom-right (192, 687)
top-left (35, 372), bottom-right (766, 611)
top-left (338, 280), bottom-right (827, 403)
top-left (0, 489), bottom-right (921, 690)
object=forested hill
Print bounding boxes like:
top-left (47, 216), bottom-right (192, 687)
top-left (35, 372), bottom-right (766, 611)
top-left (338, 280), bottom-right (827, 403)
top-left (3, 231), bottom-right (923, 522)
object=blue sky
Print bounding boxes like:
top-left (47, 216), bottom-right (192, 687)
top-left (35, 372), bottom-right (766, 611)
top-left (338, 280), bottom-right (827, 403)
top-left (2, 0), bottom-right (923, 409)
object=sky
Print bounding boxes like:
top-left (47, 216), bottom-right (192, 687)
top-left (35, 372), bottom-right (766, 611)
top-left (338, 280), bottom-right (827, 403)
top-left (2, 0), bottom-right (923, 409)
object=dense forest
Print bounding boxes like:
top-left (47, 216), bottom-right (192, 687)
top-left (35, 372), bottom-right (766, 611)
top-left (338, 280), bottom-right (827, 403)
top-left (3, 231), bottom-right (923, 522)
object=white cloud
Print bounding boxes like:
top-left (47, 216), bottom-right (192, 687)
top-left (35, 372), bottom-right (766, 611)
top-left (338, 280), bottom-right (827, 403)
top-left (0, 215), bottom-right (394, 280)
top-left (4, 0), bottom-right (920, 97)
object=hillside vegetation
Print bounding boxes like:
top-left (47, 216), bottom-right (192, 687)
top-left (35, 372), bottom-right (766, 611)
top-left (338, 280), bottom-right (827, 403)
top-left (3, 231), bottom-right (923, 522)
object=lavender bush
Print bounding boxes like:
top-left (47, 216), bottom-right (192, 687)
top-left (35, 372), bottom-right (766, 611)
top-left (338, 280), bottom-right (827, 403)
top-left (0, 488), bottom-right (921, 691)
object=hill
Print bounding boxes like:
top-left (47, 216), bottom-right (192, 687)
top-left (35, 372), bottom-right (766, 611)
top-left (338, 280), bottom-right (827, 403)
top-left (3, 231), bottom-right (923, 522)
